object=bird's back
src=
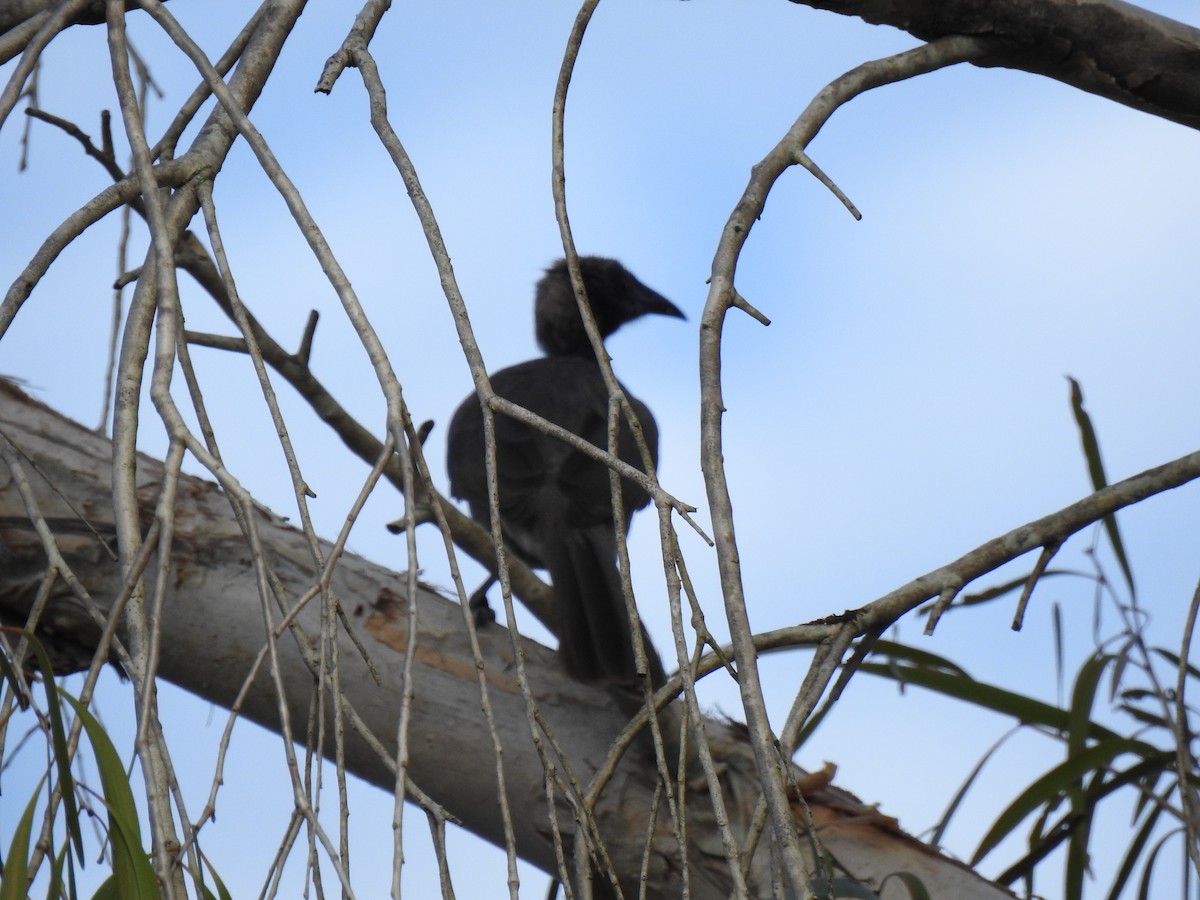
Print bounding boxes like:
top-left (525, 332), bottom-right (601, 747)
top-left (446, 356), bottom-right (659, 566)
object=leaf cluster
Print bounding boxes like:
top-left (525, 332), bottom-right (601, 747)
top-left (0, 636), bottom-right (231, 900)
top-left (851, 382), bottom-right (1199, 899)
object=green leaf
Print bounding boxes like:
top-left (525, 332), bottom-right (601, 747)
top-left (860, 662), bottom-right (1114, 743)
top-left (1108, 646), bottom-right (1132, 705)
top-left (995, 800), bottom-right (1061, 886)
top-left (1129, 764), bottom-right (1168, 820)
top-left (955, 570), bottom-right (1074, 608)
top-left (973, 737), bottom-right (1142, 865)
top-left (1053, 602), bottom-right (1064, 700)
top-left (1067, 377), bottom-right (1135, 597)
top-left (1119, 688), bottom-right (1157, 703)
top-left (1136, 828), bottom-right (1182, 900)
top-left (196, 846), bottom-right (233, 900)
top-left (1065, 796), bottom-right (1091, 900)
top-left (791, 695), bottom-right (834, 750)
top-left (59, 693), bottom-right (160, 899)
top-left (1106, 796), bottom-right (1166, 900)
top-left (23, 633), bottom-right (86, 860)
top-left (1118, 704), bottom-right (1169, 729)
top-left (0, 777), bottom-right (44, 900)
top-left (998, 751), bottom-right (1177, 885)
top-left (931, 728), bottom-right (1017, 848)
top-left (868, 640), bottom-right (970, 677)
top-left (1151, 647), bottom-right (1200, 682)
top-left (48, 840), bottom-right (73, 900)
top-left (1068, 653), bottom-right (1113, 761)
top-left (879, 870), bottom-right (933, 900)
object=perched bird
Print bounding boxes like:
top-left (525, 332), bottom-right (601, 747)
top-left (446, 257), bottom-right (684, 688)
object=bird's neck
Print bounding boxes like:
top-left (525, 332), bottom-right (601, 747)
top-left (536, 315), bottom-right (611, 360)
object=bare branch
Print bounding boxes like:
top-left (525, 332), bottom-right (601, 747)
top-left (0, 0), bottom-right (91, 115)
top-left (797, 0), bottom-right (1200, 130)
top-left (699, 35), bottom-right (991, 896)
top-left (1010, 540), bottom-right (1062, 631)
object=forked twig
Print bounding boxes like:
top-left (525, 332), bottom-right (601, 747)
top-left (699, 35), bottom-right (994, 894)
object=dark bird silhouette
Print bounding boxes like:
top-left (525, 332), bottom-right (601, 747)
top-left (446, 257), bottom-right (683, 688)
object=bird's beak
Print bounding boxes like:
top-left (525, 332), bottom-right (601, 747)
top-left (637, 285), bottom-right (686, 321)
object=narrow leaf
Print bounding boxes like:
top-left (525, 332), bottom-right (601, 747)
top-left (1000, 751), bottom-right (1178, 885)
top-left (879, 871), bottom-right (932, 900)
top-left (1119, 705), bottom-right (1170, 729)
top-left (1151, 647), bottom-right (1200, 681)
top-left (931, 728), bottom-right (1017, 847)
top-left (1067, 377), bottom-right (1135, 597)
top-left (47, 842), bottom-right (69, 900)
top-left (869, 640), bottom-right (970, 676)
top-left (60, 693), bottom-right (160, 899)
top-left (1065, 797), bottom-right (1092, 900)
top-left (0, 778), bottom-right (44, 900)
top-left (1106, 798), bottom-right (1166, 900)
top-left (973, 738), bottom-right (1141, 864)
top-left (1068, 653), bottom-right (1113, 760)
top-left (955, 570), bottom-right (1072, 608)
top-left (22, 631), bottom-right (84, 858)
top-left (1053, 602), bottom-right (1064, 702)
top-left (1136, 828), bottom-right (1182, 900)
top-left (859, 662), bottom-right (1144, 749)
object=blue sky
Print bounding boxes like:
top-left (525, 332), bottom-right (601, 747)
top-left (2, 1), bottom-right (1199, 896)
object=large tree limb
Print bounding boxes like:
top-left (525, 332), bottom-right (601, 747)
top-left (799, 0), bottom-right (1200, 129)
top-left (0, 382), bottom-right (1014, 897)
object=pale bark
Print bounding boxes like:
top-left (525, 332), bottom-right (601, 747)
top-left (0, 381), bottom-right (1014, 897)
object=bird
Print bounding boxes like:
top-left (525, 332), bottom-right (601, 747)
top-left (445, 257), bottom-right (684, 688)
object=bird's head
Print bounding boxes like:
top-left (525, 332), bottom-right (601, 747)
top-left (534, 256), bottom-right (684, 357)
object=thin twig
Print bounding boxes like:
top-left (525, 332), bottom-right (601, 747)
top-left (24, 107), bottom-right (126, 180)
top-left (1011, 540), bottom-right (1062, 631)
top-left (0, 0), bottom-right (93, 130)
top-left (548, 4), bottom-right (700, 894)
top-left (106, 2), bottom-right (188, 892)
top-left (339, 36), bottom-right (532, 897)
top-left (699, 35), bottom-right (995, 893)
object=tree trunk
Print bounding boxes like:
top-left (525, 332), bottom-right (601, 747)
top-left (0, 379), bottom-right (1012, 898)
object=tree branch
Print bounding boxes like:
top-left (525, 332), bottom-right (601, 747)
top-left (0, 379), bottom-right (1017, 899)
top-left (797, 0), bottom-right (1200, 130)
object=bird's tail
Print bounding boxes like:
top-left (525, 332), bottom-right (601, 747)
top-left (546, 523), bottom-right (665, 690)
